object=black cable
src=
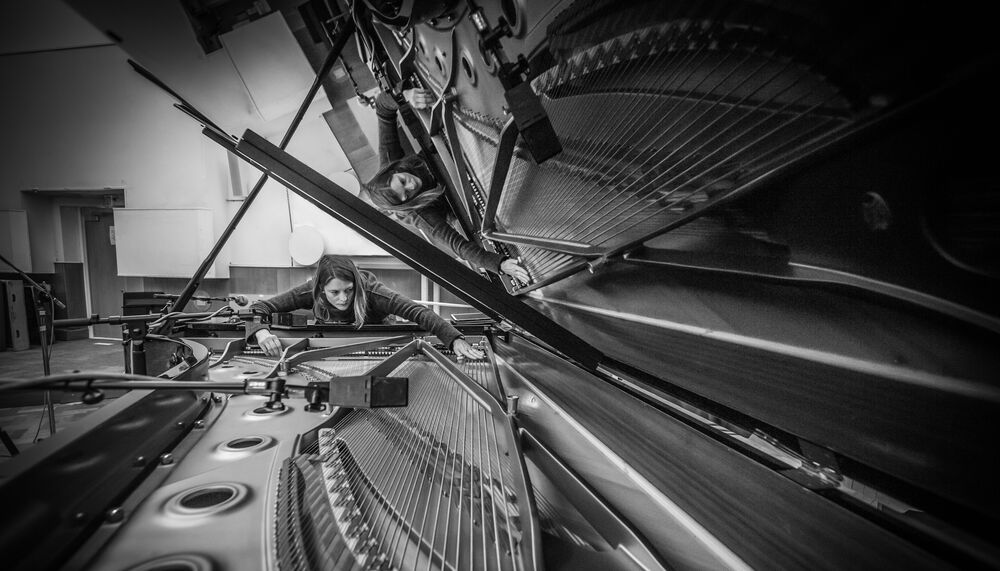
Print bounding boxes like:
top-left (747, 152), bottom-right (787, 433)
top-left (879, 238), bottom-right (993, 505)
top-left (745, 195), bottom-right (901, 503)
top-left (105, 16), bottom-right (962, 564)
top-left (31, 394), bottom-right (48, 442)
top-left (0, 371), bottom-right (297, 395)
top-left (0, 372), bottom-right (168, 393)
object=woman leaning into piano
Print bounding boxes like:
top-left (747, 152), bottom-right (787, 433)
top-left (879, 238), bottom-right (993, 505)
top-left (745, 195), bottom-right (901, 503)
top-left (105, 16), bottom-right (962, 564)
top-left (360, 88), bottom-right (530, 284)
top-left (247, 255), bottom-right (484, 360)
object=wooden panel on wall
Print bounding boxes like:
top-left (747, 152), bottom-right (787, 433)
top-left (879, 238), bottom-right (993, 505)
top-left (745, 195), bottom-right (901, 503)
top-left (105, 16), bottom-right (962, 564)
top-left (370, 269), bottom-right (421, 302)
top-left (230, 266), bottom-right (278, 296)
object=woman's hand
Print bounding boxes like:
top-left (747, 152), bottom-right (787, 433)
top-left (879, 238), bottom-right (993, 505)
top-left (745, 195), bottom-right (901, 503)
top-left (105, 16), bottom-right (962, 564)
top-left (255, 329), bottom-right (283, 357)
top-left (500, 258), bottom-right (530, 283)
top-left (403, 88), bottom-right (435, 110)
top-left (452, 338), bottom-right (485, 360)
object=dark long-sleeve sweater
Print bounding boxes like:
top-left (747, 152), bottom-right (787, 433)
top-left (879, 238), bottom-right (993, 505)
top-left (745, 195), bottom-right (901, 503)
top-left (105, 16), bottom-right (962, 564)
top-left (375, 92), bottom-right (504, 274)
top-left (246, 270), bottom-right (463, 348)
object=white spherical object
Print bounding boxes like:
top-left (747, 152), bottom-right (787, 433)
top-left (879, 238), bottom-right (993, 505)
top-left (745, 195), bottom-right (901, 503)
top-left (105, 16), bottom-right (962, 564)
top-left (288, 225), bottom-right (325, 265)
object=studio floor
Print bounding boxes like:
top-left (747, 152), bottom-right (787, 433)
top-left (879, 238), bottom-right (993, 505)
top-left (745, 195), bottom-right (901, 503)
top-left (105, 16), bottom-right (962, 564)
top-left (0, 338), bottom-right (124, 461)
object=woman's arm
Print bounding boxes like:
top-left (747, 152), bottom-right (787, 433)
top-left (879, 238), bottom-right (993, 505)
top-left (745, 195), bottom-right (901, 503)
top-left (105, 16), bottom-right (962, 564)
top-left (410, 208), bottom-right (529, 282)
top-left (245, 282), bottom-right (314, 352)
top-left (374, 89), bottom-right (434, 166)
top-left (374, 92), bottom-right (406, 165)
top-left (367, 280), bottom-right (483, 357)
top-left (411, 206), bottom-right (505, 273)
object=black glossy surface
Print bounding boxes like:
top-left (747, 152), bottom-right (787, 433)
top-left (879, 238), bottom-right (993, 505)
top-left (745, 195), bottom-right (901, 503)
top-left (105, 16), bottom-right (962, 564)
top-left (525, 267), bottom-right (1000, 525)
top-left (497, 335), bottom-right (950, 570)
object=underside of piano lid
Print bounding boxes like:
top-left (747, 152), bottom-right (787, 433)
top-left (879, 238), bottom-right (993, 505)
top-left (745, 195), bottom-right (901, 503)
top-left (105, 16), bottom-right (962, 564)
top-left (29, 0), bottom-right (1000, 569)
top-left (331, 0), bottom-right (1000, 567)
top-left (362, 0), bottom-right (1000, 550)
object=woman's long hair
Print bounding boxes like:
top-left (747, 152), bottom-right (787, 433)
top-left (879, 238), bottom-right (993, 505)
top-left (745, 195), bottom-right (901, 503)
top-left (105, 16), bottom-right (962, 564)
top-left (365, 154), bottom-right (445, 217)
top-left (312, 255), bottom-right (367, 328)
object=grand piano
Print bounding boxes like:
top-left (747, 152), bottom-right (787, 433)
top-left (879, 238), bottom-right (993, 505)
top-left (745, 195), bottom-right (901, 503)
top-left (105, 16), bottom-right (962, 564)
top-left (2, 0), bottom-right (998, 569)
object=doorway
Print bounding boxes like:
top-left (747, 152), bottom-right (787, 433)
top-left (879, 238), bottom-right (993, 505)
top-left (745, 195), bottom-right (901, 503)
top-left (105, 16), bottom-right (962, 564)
top-left (83, 208), bottom-right (124, 339)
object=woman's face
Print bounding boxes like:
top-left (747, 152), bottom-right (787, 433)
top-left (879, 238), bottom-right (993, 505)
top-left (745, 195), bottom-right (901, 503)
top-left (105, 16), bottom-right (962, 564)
top-left (323, 277), bottom-right (354, 311)
top-left (390, 171), bottom-right (422, 201)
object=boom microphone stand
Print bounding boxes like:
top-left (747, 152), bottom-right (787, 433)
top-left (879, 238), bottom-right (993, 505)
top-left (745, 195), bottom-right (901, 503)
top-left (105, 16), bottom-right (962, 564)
top-left (0, 252), bottom-right (65, 437)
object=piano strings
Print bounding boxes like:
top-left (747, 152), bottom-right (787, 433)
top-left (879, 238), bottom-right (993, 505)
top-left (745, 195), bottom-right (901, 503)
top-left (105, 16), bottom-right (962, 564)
top-left (456, 9), bottom-right (861, 288)
top-left (319, 358), bottom-right (526, 570)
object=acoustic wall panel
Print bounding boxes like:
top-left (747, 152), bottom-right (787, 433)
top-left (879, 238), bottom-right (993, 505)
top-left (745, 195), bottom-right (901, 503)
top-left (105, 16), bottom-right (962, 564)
top-left (113, 209), bottom-right (228, 278)
top-left (220, 12), bottom-right (315, 122)
top-left (0, 210), bottom-right (31, 273)
top-left (2, 280), bottom-right (29, 351)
